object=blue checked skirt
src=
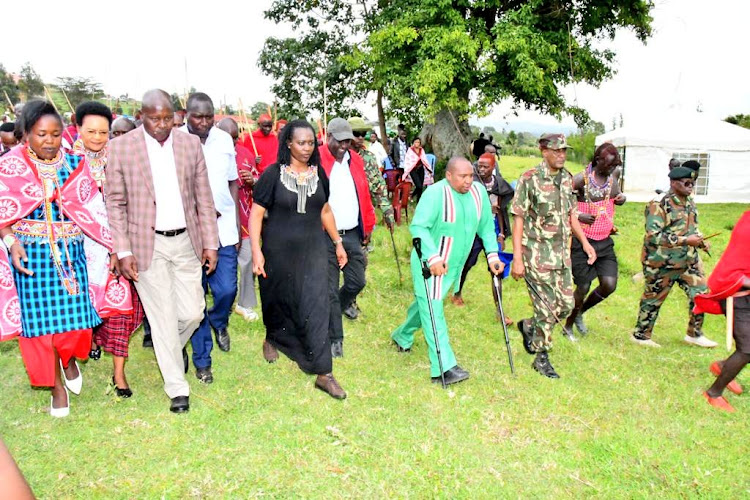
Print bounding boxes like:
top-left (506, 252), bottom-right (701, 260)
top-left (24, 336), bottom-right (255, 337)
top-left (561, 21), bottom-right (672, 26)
top-left (11, 154), bottom-right (101, 338)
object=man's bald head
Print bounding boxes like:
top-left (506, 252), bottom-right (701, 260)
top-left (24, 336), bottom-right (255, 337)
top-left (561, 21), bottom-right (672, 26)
top-left (446, 156), bottom-right (472, 174)
top-left (111, 116), bottom-right (136, 138)
top-left (668, 158), bottom-right (681, 170)
top-left (141, 89), bottom-right (173, 112)
top-left (216, 117), bottom-right (239, 143)
top-left (445, 156), bottom-right (475, 194)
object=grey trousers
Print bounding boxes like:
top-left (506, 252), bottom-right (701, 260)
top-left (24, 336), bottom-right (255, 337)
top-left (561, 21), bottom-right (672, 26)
top-left (237, 238), bottom-right (258, 309)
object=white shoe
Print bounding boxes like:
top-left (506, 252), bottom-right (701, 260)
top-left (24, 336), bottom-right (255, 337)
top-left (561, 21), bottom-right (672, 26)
top-left (60, 359), bottom-right (82, 395)
top-left (50, 387), bottom-right (70, 418)
top-left (235, 305), bottom-right (259, 321)
top-left (684, 335), bottom-right (718, 348)
top-left (630, 335), bottom-right (661, 348)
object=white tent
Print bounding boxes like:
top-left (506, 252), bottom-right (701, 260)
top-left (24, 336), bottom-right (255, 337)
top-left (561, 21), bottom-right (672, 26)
top-left (595, 112), bottom-right (750, 203)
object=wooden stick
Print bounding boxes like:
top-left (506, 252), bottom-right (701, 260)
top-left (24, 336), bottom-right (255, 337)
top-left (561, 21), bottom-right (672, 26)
top-left (703, 232), bottom-right (722, 241)
top-left (273, 101), bottom-right (278, 131)
top-left (43, 87), bottom-right (59, 113)
top-left (238, 100), bottom-right (259, 157)
top-left (61, 88), bottom-right (75, 112)
top-left (3, 90), bottom-right (15, 114)
top-left (323, 81), bottom-right (328, 144)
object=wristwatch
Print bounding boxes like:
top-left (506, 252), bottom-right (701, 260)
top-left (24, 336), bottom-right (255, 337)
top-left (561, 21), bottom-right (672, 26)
top-left (3, 234), bottom-right (19, 250)
top-left (333, 238), bottom-right (343, 246)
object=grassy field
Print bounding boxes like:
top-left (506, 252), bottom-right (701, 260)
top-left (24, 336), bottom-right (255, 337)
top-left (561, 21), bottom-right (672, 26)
top-left (0, 156), bottom-right (747, 498)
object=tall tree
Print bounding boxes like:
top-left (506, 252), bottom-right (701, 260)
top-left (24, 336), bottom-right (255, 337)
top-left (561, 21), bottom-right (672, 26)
top-left (17, 62), bottom-right (45, 99)
top-left (0, 64), bottom-right (20, 114)
top-left (54, 77), bottom-right (104, 110)
top-left (260, 0), bottom-right (653, 160)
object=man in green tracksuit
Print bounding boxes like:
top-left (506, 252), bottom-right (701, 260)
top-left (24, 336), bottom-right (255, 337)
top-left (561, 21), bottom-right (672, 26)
top-left (391, 157), bottom-right (504, 385)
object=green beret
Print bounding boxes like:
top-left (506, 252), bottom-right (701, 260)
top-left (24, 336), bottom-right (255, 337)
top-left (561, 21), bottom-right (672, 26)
top-left (668, 166), bottom-right (694, 180)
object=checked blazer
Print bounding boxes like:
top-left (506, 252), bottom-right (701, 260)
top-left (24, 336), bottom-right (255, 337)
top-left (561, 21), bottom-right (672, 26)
top-left (105, 127), bottom-right (219, 271)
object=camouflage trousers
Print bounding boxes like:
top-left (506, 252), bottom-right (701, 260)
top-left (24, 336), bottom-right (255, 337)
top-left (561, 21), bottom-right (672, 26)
top-left (523, 266), bottom-right (575, 352)
top-left (633, 262), bottom-right (707, 340)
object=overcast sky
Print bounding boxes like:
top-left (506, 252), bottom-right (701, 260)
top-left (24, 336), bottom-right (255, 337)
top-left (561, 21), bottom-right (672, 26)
top-left (3, 0), bottom-right (747, 132)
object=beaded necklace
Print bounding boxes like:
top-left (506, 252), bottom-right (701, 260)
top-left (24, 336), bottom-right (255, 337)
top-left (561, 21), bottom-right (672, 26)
top-left (73, 138), bottom-right (107, 188)
top-left (279, 164), bottom-right (319, 214)
top-left (583, 163), bottom-right (614, 220)
top-left (27, 148), bottom-right (79, 295)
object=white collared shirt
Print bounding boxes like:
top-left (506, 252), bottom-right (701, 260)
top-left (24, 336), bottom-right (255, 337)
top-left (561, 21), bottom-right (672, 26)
top-left (143, 129), bottom-right (187, 231)
top-left (181, 125), bottom-right (238, 246)
top-left (328, 151), bottom-right (359, 231)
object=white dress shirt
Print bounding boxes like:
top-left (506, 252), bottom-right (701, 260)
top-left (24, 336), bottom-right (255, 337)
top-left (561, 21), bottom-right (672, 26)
top-left (144, 130), bottom-right (187, 231)
top-left (368, 140), bottom-right (388, 167)
top-left (181, 125), bottom-right (239, 246)
top-left (328, 151), bottom-right (360, 231)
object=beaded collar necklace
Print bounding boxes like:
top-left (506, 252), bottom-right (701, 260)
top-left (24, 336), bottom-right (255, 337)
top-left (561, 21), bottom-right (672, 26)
top-left (279, 164), bottom-right (319, 214)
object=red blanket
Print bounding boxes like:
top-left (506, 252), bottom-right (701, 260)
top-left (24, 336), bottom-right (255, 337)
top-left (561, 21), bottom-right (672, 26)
top-left (694, 210), bottom-right (750, 315)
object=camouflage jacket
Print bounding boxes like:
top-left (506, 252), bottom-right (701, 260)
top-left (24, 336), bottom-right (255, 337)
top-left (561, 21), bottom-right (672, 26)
top-left (511, 161), bottom-right (577, 271)
top-left (642, 191), bottom-right (701, 269)
top-left (359, 148), bottom-right (393, 221)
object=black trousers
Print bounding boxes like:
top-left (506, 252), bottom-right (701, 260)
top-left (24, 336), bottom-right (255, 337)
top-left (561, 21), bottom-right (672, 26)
top-left (328, 230), bottom-right (367, 341)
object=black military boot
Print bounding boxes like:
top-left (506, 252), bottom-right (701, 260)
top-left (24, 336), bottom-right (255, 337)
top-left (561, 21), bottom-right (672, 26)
top-left (532, 352), bottom-right (559, 379)
top-left (517, 319), bottom-right (535, 355)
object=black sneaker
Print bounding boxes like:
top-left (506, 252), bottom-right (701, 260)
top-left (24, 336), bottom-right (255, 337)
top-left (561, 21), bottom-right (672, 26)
top-left (532, 352), bottom-right (559, 379)
top-left (517, 319), bottom-right (535, 355)
top-left (392, 340), bottom-right (411, 353)
top-left (431, 366), bottom-right (470, 386)
top-left (574, 314), bottom-right (588, 335)
top-left (331, 340), bottom-right (344, 358)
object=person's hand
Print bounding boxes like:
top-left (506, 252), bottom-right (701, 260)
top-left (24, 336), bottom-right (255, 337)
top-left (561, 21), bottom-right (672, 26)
top-left (335, 242), bottom-right (348, 269)
top-left (429, 259), bottom-right (447, 277)
top-left (9, 243), bottom-right (33, 276)
top-left (491, 204), bottom-right (500, 215)
top-left (239, 170), bottom-right (255, 186)
top-left (497, 234), bottom-right (505, 251)
top-left (118, 255), bottom-right (139, 281)
top-left (384, 208), bottom-right (395, 230)
top-left (252, 249), bottom-right (266, 277)
top-left (579, 213), bottom-right (596, 225)
top-left (583, 242), bottom-right (597, 264)
top-left (362, 233), bottom-right (372, 246)
top-left (490, 261), bottom-right (505, 276)
top-left (511, 258), bottom-right (525, 280)
top-left (202, 249), bottom-right (218, 274)
top-left (701, 240), bottom-right (711, 253)
top-left (108, 254), bottom-right (120, 276)
top-left (255, 155), bottom-right (262, 165)
top-left (686, 234), bottom-right (703, 247)
top-left (614, 193), bottom-right (626, 205)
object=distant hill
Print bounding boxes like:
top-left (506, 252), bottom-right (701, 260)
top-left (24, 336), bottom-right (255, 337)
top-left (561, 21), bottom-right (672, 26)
top-left (471, 119), bottom-right (576, 136)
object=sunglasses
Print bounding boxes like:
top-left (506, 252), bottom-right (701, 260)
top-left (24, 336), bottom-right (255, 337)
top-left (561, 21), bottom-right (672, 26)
top-left (352, 131), bottom-right (365, 138)
top-left (677, 180), bottom-right (695, 188)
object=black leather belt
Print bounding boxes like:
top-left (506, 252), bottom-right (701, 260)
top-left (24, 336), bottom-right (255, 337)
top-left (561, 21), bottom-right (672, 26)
top-left (155, 228), bottom-right (187, 237)
top-left (338, 228), bottom-right (357, 235)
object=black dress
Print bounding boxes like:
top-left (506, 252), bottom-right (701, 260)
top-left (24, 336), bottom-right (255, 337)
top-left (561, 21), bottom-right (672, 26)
top-left (252, 163), bottom-right (332, 374)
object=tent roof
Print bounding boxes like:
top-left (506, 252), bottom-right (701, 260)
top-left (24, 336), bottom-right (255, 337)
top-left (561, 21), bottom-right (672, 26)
top-left (596, 112), bottom-right (750, 152)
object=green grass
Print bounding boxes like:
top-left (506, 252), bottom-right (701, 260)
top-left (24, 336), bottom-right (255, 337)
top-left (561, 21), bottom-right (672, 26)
top-left (499, 154), bottom-right (586, 182)
top-left (1, 178), bottom-right (748, 497)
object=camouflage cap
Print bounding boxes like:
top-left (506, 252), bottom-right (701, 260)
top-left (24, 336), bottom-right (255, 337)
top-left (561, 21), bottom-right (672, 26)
top-left (539, 133), bottom-right (571, 150)
top-left (668, 166), bottom-right (694, 180)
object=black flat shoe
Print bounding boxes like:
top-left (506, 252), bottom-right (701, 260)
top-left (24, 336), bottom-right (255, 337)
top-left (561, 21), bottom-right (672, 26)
top-left (89, 345), bottom-right (101, 360)
top-left (111, 377), bottom-right (132, 398)
top-left (431, 366), bottom-right (470, 386)
top-left (170, 395), bottom-right (189, 413)
top-left (517, 319), bottom-right (535, 355)
top-left (215, 328), bottom-right (230, 352)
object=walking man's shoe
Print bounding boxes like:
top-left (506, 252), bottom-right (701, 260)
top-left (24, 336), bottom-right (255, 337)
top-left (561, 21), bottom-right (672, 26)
top-left (532, 352), bottom-right (559, 379)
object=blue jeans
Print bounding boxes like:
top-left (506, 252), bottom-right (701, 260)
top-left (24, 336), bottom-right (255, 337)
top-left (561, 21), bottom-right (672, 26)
top-left (191, 245), bottom-right (238, 369)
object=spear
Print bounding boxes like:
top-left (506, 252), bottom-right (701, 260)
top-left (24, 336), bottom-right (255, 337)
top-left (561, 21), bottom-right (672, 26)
top-left (323, 80), bottom-right (328, 143)
top-left (238, 99), bottom-right (258, 157)
top-left (61, 88), bottom-right (75, 112)
top-left (43, 86), bottom-right (60, 113)
top-left (3, 91), bottom-right (15, 115)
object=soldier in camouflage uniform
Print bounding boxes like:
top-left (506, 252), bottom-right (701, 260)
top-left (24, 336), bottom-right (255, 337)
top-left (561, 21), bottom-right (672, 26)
top-left (349, 117), bottom-right (394, 230)
top-left (511, 133), bottom-right (597, 378)
top-left (631, 165), bottom-right (718, 348)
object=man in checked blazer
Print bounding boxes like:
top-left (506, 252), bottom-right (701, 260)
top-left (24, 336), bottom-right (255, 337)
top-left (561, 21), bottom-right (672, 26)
top-left (105, 89), bottom-right (219, 413)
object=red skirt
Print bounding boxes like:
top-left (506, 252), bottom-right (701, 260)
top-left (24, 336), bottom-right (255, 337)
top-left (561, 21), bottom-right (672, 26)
top-left (93, 283), bottom-right (144, 358)
top-left (17, 329), bottom-right (92, 387)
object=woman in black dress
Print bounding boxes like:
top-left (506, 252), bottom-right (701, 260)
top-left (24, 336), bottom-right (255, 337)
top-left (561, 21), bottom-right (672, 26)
top-left (250, 120), bottom-right (348, 399)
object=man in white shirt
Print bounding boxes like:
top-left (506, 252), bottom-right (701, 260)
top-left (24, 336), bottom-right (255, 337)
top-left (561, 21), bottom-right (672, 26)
top-left (106, 89), bottom-right (219, 413)
top-left (182, 92), bottom-right (240, 384)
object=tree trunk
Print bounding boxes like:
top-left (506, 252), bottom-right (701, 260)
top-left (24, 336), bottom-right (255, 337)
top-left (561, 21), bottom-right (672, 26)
top-left (376, 88), bottom-right (388, 154)
top-left (420, 108), bottom-right (473, 163)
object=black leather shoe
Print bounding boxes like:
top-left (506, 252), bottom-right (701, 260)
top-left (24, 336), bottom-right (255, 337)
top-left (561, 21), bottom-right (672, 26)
top-left (170, 396), bottom-right (189, 413)
top-left (532, 352), bottom-right (559, 379)
top-left (215, 328), bottom-right (230, 352)
top-left (111, 377), bottom-right (132, 398)
top-left (142, 333), bottom-right (153, 348)
top-left (574, 314), bottom-right (588, 335)
top-left (431, 365), bottom-right (470, 386)
top-left (183, 348), bottom-right (188, 374)
top-left (343, 304), bottom-right (359, 320)
top-left (331, 340), bottom-right (344, 358)
top-left (517, 319), bottom-right (535, 355)
top-left (195, 367), bottom-right (213, 384)
top-left (89, 345), bottom-right (101, 360)
top-left (393, 340), bottom-right (411, 353)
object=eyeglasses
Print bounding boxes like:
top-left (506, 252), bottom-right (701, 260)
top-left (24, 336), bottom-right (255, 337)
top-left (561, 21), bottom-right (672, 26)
top-left (352, 131), bottom-right (365, 138)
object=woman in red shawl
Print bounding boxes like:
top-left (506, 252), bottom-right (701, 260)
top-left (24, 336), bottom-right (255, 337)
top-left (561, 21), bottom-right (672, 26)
top-left (694, 210), bottom-right (750, 412)
top-left (401, 137), bottom-right (433, 203)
